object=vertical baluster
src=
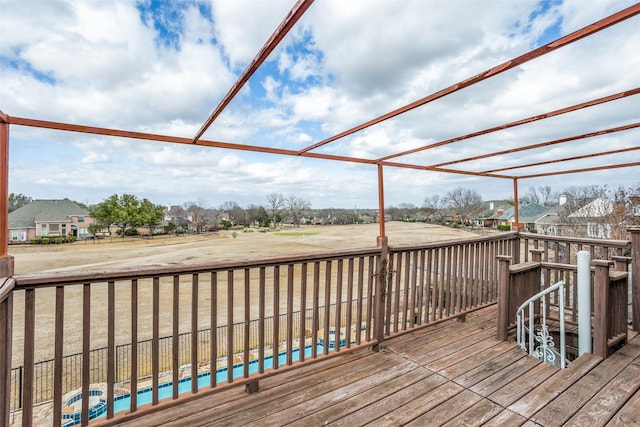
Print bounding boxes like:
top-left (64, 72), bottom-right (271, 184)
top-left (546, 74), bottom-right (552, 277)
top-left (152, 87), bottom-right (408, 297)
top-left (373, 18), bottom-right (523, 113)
top-left (22, 289), bottom-right (35, 427)
top-left (210, 272), bottom-right (217, 388)
top-left (366, 256), bottom-right (374, 341)
top-left (345, 260), bottom-right (354, 347)
top-left (227, 270), bottom-right (234, 383)
top-left (172, 276), bottom-right (179, 399)
top-left (244, 268), bottom-right (251, 376)
top-left (312, 262), bottom-right (320, 356)
top-left (191, 274), bottom-right (198, 394)
top-left (299, 263), bottom-right (308, 359)
top-left (107, 281), bottom-right (115, 418)
top-left (258, 268), bottom-right (265, 373)
top-left (463, 243), bottom-right (470, 311)
top-left (273, 265), bottom-right (280, 367)
top-left (393, 253), bottom-right (402, 330)
top-left (385, 254), bottom-right (395, 334)
top-left (452, 245), bottom-right (459, 314)
top-left (80, 283), bottom-right (90, 426)
top-left (286, 264), bottom-right (294, 363)
top-left (334, 260), bottom-right (343, 350)
top-left (447, 246), bottom-right (455, 315)
top-left (53, 286), bottom-right (64, 427)
top-left (408, 251), bottom-right (417, 327)
top-left (130, 279), bottom-right (138, 411)
top-left (439, 247), bottom-right (447, 319)
top-left (322, 261), bottom-right (332, 355)
top-left (403, 252), bottom-right (411, 327)
top-left (355, 258), bottom-right (364, 345)
top-left (152, 277), bottom-right (159, 405)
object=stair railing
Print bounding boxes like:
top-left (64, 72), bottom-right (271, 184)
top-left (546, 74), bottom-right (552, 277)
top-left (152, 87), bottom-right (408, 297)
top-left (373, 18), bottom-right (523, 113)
top-left (516, 280), bottom-right (567, 368)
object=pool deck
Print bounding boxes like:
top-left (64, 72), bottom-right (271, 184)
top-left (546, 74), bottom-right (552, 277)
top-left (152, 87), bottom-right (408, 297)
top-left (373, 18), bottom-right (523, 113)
top-left (100, 305), bottom-right (640, 426)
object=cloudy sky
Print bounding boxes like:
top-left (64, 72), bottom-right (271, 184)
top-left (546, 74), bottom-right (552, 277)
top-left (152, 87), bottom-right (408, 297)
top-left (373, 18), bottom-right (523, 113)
top-left (1, 0), bottom-right (639, 209)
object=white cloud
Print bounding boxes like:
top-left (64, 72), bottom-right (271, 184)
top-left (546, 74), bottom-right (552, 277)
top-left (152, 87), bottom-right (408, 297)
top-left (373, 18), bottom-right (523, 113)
top-left (2, 0), bottom-right (639, 209)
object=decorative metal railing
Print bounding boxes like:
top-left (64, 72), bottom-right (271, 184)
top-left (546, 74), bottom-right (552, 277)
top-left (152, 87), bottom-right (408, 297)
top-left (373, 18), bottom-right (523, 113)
top-left (516, 280), bottom-right (568, 368)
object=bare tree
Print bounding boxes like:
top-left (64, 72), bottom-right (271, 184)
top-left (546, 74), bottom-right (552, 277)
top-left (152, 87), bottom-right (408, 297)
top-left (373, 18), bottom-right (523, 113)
top-left (266, 193), bottom-right (285, 227)
top-left (423, 194), bottom-right (444, 223)
top-left (219, 200), bottom-right (245, 226)
top-left (285, 195), bottom-right (311, 227)
top-left (443, 187), bottom-right (484, 224)
top-left (184, 199), bottom-right (210, 233)
top-left (521, 185), bottom-right (558, 206)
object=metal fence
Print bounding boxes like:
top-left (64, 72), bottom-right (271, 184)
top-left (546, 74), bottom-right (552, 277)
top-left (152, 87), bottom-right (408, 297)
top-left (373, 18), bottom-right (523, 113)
top-left (10, 299), bottom-right (358, 412)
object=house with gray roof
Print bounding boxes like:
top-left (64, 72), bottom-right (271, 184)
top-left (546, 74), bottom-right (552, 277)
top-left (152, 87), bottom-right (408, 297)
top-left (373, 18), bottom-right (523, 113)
top-left (8, 198), bottom-right (94, 243)
top-left (486, 202), bottom-right (551, 232)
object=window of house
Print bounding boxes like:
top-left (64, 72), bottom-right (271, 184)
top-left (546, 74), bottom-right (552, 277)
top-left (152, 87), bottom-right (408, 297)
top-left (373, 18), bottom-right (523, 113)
top-left (11, 230), bottom-right (18, 241)
top-left (78, 216), bottom-right (84, 222)
top-left (50, 224), bottom-right (60, 232)
top-left (41, 224), bottom-right (47, 236)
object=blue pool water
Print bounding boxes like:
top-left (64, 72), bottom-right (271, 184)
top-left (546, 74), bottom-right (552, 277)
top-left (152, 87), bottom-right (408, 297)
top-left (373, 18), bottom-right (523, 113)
top-left (111, 344), bottom-right (324, 414)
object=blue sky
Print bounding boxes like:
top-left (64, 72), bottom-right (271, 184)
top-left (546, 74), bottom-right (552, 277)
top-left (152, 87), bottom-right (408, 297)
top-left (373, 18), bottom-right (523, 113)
top-left (1, 0), bottom-right (638, 209)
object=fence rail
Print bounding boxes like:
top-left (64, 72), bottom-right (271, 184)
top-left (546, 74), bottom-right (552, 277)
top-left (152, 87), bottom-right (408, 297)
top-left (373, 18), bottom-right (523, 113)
top-left (9, 300), bottom-right (360, 412)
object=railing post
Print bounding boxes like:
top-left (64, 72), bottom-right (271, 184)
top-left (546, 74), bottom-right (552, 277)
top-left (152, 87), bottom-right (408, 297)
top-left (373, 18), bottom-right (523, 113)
top-left (629, 227), bottom-right (640, 331)
top-left (373, 236), bottom-right (388, 351)
top-left (0, 278), bottom-right (15, 426)
top-left (497, 255), bottom-right (512, 341)
top-left (577, 251), bottom-right (592, 356)
top-left (530, 249), bottom-right (544, 263)
top-left (512, 234), bottom-right (521, 264)
top-left (592, 259), bottom-right (612, 358)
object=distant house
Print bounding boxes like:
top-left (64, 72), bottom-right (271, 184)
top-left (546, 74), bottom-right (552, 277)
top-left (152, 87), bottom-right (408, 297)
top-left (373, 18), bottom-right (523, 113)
top-left (477, 200), bottom-right (512, 228)
top-left (566, 196), bottom-right (640, 239)
top-left (533, 205), bottom-right (564, 235)
top-left (8, 198), bottom-right (94, 242)
top-left (486, 202), bottom-right (551, 232)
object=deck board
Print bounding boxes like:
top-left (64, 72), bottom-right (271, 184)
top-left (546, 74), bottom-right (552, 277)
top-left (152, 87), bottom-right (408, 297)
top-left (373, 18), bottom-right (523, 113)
top-left (101, 305), bottom-right (640, 427)
top-left (531, 337), bottom-right (640, 426)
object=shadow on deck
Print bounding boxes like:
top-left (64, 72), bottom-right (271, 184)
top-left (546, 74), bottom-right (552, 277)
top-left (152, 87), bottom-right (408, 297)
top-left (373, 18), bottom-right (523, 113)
top-left (104, 305), bottom-right (640, 426)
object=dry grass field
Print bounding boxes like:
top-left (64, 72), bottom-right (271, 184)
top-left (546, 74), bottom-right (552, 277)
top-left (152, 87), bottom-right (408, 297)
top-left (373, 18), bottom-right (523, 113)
top-left (8, 222), bottom-right (484, 366)
top-left (9, 222), bottom-right (480, 274)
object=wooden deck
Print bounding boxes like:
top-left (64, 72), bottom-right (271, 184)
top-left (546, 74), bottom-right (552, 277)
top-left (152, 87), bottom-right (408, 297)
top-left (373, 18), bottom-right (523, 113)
top-left (107, 306), bottom-right (640, 427)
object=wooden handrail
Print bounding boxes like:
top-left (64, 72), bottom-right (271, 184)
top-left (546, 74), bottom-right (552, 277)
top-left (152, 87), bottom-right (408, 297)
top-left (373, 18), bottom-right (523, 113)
top-left (519, 232), bottom-right (631, 249)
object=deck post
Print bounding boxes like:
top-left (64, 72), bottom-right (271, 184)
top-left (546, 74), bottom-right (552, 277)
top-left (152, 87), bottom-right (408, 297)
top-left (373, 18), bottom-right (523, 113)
top-left (373, 236), bottom-right (388, 351)
top-left (0, 116), bottom-right (15, 427)
top-left (530, 249), bottom-right (544, 263)
top-left (630, 227), bottom-right (640, 331)
top-left (577, 251), bottom-right (592, 356)
top-left (496, 255), bottom-right (512, 341)
top-left (592, 259), bottom-right (612, 358)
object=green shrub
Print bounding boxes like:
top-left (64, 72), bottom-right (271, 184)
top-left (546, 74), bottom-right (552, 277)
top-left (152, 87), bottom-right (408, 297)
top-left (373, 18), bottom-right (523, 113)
top-left (55, 237), bottom-right (63, 244)
top-left (31, 238), bottom-right (42, 244)
top-left (41, 238), bottom-right (50, 244)
top-left (497, 224), bottom-right (511, 232)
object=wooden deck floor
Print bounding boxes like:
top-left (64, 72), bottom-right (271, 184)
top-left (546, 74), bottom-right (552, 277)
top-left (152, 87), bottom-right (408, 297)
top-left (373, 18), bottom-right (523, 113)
top-left (110, 306), bottom-right (640, 426)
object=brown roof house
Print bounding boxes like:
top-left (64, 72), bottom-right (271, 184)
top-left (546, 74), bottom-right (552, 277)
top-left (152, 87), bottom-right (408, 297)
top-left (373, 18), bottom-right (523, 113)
top-left (8, 198), bottom-right (94, 243)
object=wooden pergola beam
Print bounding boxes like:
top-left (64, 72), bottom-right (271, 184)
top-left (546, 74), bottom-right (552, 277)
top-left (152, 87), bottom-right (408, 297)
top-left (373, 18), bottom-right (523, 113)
top-left (298, 3), bottom-right (640, 156)
top-left (192, 0), bottom-right (315, 144)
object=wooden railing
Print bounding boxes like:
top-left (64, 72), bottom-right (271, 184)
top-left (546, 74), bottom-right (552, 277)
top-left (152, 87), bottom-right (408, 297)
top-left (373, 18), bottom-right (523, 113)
top-left (3, 229), bottom-right (639, 426)
top-left (10, 248), bottom-right (386, 426)
top-left (387, 233), bottom-right (517, 335)
top-left (497, 230), bottom-right (639, 360)
top-left (520, 232), bottom-right (631, 264)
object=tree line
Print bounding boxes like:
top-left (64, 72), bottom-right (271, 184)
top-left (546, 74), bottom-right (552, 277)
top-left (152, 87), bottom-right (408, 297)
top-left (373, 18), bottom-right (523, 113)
top-left (8, 183), bottom-right (640, 236)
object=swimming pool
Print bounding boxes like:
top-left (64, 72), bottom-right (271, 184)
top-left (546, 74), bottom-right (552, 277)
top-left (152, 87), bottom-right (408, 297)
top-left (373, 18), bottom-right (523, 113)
top-left (62, 344), bottom-right (326, 425)
top-left (114, 344), bottom-right (323, 411)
